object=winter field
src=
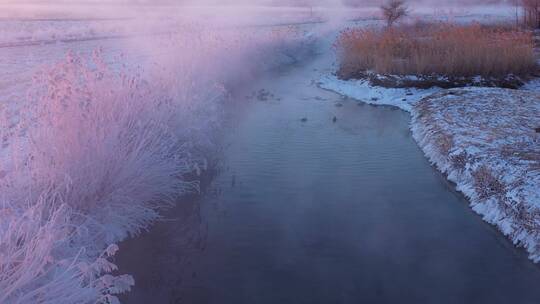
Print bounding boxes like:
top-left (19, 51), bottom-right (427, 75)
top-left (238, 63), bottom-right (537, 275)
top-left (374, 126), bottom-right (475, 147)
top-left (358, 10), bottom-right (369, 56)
top-left (1, 2), bottom-right (539, 303)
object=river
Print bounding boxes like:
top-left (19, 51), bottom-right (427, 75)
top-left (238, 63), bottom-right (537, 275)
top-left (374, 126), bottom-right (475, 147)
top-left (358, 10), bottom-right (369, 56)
top-left (116, 34), bottom-right (540, 304)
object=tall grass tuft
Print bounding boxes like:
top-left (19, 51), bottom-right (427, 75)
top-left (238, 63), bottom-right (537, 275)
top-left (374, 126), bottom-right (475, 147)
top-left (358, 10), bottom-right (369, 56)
top-left (6, 51), bottom-right (200, 243)
top-left (336, 23), bottom-right (537, 79)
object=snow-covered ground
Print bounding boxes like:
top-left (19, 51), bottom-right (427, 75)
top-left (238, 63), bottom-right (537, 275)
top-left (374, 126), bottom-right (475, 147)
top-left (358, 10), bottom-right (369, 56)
top-left (318, 75), bottom-right (440, 112)
top-left (411, 88), bottom-right (540, 261)
top-left (0, 5), bottom-right (378, 48)
top-left (411, 4), bottom-right (518, 24)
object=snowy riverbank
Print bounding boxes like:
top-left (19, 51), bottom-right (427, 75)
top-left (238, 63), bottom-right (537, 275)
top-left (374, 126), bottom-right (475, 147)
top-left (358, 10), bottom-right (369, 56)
top-left (320, 73), bottom-right (540, 261)
top-left (411, 88), bottom-right (540, 261)
top-left (318, 74), bottom-right (440, 112)
top-left (318, 3), bottom-right (540, 261)
top-left (319, 74), bottom-right (540, 112)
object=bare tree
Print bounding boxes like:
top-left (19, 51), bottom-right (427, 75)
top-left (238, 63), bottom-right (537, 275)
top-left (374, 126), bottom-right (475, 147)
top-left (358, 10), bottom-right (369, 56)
top-left (380, 0), bottom-right (409, 27)
top-left (522, 0), bottom-right (540, 28)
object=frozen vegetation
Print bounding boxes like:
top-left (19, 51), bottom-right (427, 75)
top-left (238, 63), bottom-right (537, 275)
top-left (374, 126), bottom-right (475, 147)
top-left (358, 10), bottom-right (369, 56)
top-left (411, 88), bottom-right (540, 261)
top-left (0, 11), bottom-right (317, 303)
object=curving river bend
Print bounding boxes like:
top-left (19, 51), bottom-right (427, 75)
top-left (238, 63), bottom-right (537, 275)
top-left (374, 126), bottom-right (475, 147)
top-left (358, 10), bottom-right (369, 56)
top-left (117, 35), bottom-right (540, 304)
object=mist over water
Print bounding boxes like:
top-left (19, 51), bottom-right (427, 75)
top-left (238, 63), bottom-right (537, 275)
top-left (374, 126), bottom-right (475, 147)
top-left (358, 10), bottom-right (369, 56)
top-left (0, 0), bottom-right (530, 303)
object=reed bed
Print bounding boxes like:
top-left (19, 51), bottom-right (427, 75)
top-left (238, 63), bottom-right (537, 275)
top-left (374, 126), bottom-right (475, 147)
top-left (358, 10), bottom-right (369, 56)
top-left (336, 23), bottom-right (537, 79)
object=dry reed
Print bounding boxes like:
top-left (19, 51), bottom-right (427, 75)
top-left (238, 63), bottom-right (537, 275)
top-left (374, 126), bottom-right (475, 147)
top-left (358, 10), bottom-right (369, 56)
top-left (336, 23), bottom-right (537, 79)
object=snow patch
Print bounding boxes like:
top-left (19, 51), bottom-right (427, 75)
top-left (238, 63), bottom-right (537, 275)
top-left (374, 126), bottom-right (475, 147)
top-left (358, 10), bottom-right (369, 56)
top-left (318, 74), bottom-right (439, 111)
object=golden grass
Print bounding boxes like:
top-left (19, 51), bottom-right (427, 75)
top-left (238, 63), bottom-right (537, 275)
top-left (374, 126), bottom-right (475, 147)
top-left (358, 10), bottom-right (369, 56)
top-left (336, 23), bottom-right (538, 79)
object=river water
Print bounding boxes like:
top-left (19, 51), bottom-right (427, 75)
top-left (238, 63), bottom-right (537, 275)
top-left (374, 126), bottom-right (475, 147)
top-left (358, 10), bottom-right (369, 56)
top-left (117, 40), bottom-right (540, 304)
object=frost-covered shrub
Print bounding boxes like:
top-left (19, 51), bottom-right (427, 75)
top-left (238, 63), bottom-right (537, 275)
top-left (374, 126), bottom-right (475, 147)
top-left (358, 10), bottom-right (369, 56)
top-left (5, 51), bottom-right (200, 244)
top-left (0, 195), bottom-right (133, 304)
top-left (0, 23), bottom-right (317, 303)
top-left (0, 51), bottom-right (202, 303)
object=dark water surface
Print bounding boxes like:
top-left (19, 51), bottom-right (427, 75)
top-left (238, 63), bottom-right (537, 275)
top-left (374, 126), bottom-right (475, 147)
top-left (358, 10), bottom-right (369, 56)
top-left (117, 59), bottom-right (540, 304)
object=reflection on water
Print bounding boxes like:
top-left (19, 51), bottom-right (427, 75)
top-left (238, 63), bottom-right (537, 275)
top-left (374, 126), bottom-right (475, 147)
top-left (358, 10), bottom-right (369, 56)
top-left (117, 191), bottom-right (207, 304)
top-left (118, 62), bottom-right (540, 304)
